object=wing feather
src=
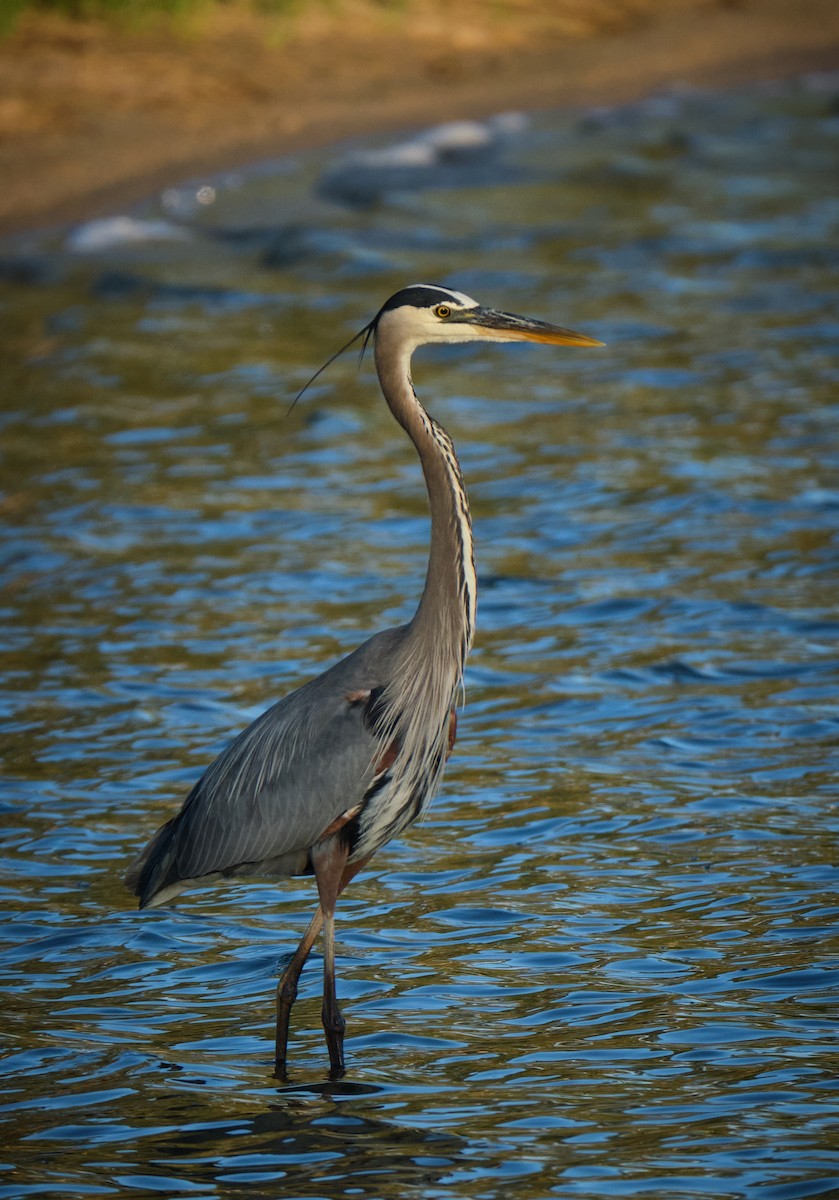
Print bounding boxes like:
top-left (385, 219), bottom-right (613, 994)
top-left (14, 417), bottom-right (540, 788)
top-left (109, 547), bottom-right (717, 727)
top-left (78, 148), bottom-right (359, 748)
top-left (126, 626), bottom-right (407, 906)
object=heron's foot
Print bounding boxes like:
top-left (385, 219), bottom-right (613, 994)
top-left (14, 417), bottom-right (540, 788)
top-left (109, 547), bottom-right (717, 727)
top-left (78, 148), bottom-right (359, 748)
top-left (273, 1031), bottom-right (291, 1079)
top-left (275, 986), bottom-right (297, 1073)
top-left (322, 1002), bottom-right (346, 1076)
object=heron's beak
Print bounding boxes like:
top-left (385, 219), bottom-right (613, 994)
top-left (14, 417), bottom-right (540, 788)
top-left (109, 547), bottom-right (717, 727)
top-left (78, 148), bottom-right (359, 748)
top-left (467, 307), bottom-right (604, 347)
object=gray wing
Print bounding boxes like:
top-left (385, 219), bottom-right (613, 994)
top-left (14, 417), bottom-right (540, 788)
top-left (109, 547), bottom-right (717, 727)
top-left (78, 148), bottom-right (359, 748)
top-left (126, 626), bottom-right (407, 906)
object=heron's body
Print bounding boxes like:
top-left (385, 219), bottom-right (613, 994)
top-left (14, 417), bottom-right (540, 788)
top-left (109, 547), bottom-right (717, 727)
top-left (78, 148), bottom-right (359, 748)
top-left (128, 622), bottom-right (458, 905)
top-left (126, 283), bottom-right (601, 1074)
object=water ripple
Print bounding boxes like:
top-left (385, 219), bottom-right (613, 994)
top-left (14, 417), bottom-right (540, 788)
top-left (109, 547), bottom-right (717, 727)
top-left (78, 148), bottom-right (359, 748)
top-left (1, 73), bottom-right (838, 1200)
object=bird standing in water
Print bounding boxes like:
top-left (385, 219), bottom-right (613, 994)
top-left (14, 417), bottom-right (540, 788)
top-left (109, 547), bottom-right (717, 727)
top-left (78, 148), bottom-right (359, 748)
top-left (126, 283), bottom-right (602, 1075)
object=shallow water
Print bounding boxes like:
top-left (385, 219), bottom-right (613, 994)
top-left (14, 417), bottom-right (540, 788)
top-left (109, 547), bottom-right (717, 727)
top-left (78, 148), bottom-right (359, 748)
top-left (1, 75), bottom-right (838, 1199)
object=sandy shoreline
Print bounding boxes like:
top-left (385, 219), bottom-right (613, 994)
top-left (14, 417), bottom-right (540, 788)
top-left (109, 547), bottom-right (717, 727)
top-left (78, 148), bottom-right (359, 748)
top-left (1, 0), bottom-right (838, 239)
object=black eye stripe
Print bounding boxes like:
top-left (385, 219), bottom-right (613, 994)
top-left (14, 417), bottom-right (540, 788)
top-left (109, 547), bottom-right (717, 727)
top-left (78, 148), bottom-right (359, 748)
top-left (380, 285), bottom-right (461, 313)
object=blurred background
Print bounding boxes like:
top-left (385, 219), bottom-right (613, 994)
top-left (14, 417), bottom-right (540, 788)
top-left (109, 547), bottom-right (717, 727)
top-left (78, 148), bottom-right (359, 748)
top-left (2, 0), bottom-right (838, 234)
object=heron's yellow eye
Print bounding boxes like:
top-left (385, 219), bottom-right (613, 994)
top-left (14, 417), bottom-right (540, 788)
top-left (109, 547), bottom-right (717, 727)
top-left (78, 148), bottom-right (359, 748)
top-left (435, 305), bottom-right (451, 319)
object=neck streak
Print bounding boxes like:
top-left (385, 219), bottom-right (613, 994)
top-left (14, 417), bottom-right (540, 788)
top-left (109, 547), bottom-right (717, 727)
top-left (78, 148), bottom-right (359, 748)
top-left (374, 331), bottom-right (476, 682)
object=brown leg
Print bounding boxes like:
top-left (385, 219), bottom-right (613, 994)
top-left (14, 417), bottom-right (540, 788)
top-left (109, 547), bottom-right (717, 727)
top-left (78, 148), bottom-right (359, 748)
top-left (274, 848), bottom-right (372, 1077)
top-left (275, 906), bottom-right (323, 1075)
top-left (311, 838), bottom-right (352, 1075)
top-left (320, 905), bottom-right (345, 1075)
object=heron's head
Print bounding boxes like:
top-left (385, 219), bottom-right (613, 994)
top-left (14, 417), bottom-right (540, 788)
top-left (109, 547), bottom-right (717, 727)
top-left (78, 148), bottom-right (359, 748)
top-left (370, 283), bottom-right (603, 353)
top-left (290, 284), bottom-right (602, 411)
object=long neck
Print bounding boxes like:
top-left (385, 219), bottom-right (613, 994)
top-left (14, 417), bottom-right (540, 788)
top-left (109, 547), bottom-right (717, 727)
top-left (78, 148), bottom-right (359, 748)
top-left (374, 330), bottom-right (476, 681)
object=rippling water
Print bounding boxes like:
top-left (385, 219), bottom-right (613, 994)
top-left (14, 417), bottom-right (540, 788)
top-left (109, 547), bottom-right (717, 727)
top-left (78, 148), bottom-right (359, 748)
top-left (1, 75), bottom-right (838, 1199)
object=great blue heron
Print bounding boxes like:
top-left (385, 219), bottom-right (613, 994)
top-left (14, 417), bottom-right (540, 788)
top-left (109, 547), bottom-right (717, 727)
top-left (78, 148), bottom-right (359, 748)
top-left (126, 283), bottom-right (602, 1075)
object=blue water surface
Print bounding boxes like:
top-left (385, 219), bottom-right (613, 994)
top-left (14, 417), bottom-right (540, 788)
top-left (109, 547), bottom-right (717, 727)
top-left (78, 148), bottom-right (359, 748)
top-left (1, 73), bottom-right (838, 1200)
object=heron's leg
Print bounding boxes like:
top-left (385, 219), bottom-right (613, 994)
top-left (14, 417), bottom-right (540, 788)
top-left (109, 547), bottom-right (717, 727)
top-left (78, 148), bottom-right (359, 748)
top-left (338, 855), bottom-right (371, 896)
top-left (275, 905), bottom-right (324, 1075)
top-left (311, 838), bottom-right (353, 1076)
top-left (274, 847), bottom-right (371, 1077)
top-left (320, 907), bottom-right (344, 1075)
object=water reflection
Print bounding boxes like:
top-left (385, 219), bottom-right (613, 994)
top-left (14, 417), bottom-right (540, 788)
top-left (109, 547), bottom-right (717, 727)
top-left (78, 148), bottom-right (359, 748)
top-left (1, 73), bottom-right (838, 1199)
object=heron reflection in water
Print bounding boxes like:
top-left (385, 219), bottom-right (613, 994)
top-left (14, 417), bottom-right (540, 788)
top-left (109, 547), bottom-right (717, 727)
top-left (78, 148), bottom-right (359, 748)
top-left (126, 284), bottom-right (602, 1075)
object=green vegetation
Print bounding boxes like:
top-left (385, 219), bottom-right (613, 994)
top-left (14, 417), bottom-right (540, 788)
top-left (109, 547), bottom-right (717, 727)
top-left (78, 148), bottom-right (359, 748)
top-left (8, 0), bottom-right (294, 12)
top-left (0, 0), bottom-right (24, 32)
top-left (0, 0), bottom-right (316, 36)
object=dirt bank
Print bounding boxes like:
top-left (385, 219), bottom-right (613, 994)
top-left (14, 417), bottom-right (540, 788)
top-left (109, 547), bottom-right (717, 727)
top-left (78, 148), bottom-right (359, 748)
top-left (1, 0), bottom-right (838, 237)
